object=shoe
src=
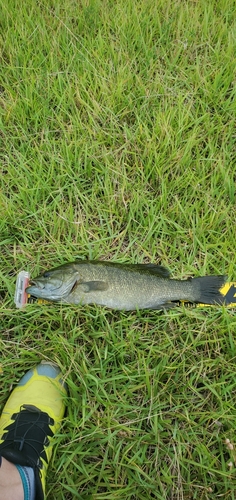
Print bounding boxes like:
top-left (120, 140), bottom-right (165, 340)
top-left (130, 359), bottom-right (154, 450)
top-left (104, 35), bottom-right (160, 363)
top-left (0, 361), bottom-right (67, 500)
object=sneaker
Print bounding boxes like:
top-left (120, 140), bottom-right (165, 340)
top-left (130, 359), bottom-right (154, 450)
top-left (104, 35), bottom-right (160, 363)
top-left (0, 361), bottom-right (67, 500)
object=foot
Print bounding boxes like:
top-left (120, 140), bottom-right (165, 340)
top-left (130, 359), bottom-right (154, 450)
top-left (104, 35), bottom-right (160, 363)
top-left (0, 362), bottom-right (67, 500)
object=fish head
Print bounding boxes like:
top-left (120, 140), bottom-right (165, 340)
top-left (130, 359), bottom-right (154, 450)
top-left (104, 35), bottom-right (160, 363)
top-left (25, 263), bottom-right (79, 301)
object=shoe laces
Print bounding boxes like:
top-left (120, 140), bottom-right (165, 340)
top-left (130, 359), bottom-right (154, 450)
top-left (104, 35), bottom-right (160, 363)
top-left (1, 405), bottom-right (54, 469)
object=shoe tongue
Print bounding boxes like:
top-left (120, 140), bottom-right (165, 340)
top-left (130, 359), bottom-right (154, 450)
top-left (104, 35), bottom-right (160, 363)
top-left (0, 406), bottom-right (54, 468)
top-left (0, 406), bottom-right (54, 500)
top-left (1, 447), bottom-right (33, 467)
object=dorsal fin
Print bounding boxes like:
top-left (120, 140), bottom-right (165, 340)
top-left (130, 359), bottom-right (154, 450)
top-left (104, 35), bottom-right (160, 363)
top-left (73, 260), bottom-right (171, 278)
top-left (132, 264), bottom-right (170, 278)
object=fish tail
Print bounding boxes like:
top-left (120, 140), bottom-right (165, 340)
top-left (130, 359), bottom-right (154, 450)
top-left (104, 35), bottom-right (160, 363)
top-left (192, 275), bottom-right (227, 305)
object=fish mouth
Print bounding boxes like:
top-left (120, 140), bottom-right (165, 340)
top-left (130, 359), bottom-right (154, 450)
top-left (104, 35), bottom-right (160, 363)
top-left (28, 280), bottom-right (44, 289)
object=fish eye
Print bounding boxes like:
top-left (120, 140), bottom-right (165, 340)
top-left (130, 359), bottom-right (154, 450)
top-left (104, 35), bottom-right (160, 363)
top-left (43, 271), bottom-right (51, 278)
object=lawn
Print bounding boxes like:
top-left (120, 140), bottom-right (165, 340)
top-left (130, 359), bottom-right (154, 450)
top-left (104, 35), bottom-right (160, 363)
top-left (1, 0), bottom-right (236, 498)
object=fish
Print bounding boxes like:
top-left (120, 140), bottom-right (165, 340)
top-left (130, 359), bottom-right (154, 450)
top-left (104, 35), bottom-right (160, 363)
top-left (25, 260), bottom-right (227, 310)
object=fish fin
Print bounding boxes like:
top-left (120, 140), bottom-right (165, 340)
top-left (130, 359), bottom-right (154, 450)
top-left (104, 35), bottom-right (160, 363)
top-left (80, 281), bottom-right (109, 292)
top-left (83, 260), bottom-right (171, 278)
top-left (122, 263), bottom-right (170, 278)
top-left (137, 264), bottom-right (170, 277)
top-left (148, 301), bottom-right (179, 310)
top-left (192, 275), bottom-right (227, 305)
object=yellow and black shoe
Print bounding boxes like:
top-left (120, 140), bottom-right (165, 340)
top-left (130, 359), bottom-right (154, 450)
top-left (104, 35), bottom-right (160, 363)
top-left (0, 361), bottom-right (67, 500)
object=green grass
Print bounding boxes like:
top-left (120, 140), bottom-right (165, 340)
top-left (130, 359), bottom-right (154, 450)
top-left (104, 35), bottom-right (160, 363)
top-left (1, 0), bottom-right (236, 498)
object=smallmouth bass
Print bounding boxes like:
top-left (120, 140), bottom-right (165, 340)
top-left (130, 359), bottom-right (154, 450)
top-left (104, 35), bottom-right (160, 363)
top-left (26, 260), bottom-right (227, 310)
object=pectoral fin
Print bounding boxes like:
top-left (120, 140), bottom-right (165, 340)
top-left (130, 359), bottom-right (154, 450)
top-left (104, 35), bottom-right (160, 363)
top-left (79, 281), bottom-right (109, 293)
